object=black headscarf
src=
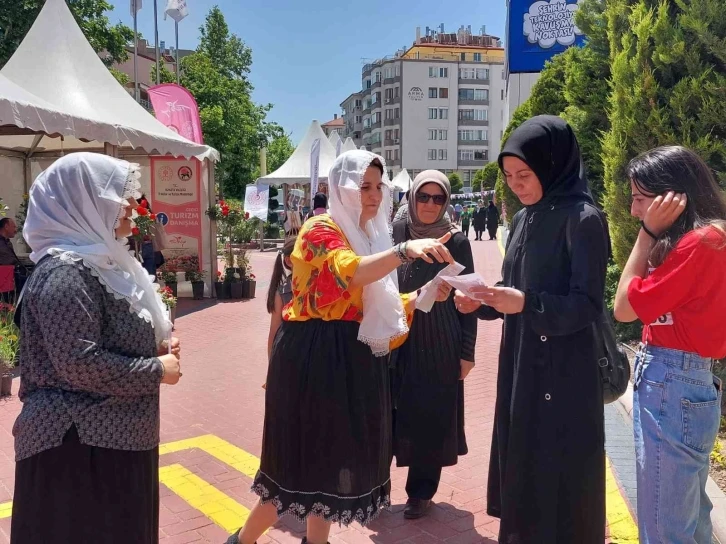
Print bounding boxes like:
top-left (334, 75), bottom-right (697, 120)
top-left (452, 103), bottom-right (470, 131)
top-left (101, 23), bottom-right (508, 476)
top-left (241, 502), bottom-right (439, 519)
top-left (498, 115), bottom-right (592, 209)
top-left (313, 192), bottom-right (328, 209)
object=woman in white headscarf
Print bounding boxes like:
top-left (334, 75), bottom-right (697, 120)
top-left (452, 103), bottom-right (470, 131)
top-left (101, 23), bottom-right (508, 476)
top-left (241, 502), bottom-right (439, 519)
top-left (227, 151), bottom-right (453, 544)
top-left (11, 153), bottom-right (181, 544)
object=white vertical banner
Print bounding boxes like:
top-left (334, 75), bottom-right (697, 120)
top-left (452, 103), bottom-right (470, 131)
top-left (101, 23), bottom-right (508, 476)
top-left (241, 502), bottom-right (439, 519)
top-left (336, 138), bottom-right (342, 157)
top-left (130, 0), bottom-right (143, 15)
top-left (310, 138), bottom-right (321, 198)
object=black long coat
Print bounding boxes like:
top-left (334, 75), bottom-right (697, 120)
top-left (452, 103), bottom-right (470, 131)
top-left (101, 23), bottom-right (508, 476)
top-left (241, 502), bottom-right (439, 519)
top-left (391, 222), bottom-right (477, 468)
top-left (473, 208), bottom-right (487, 230)
top-left (478, 201), bottom-right (608, 543)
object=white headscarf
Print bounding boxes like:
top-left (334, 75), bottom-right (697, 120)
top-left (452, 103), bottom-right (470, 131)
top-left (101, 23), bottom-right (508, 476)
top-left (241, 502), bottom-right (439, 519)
top-left (24, 152), bottom-right (172, 344)
top-left (328, 150), bottom-right (408, 356)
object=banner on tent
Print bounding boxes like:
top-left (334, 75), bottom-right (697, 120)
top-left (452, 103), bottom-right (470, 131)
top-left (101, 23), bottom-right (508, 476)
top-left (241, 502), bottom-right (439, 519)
top-left (164, 0), bottom-right (189, 21)
top-left (148, 84), bottom-right (203, 144)
top-left (310, 139), bottom-right (321, 197)
top-left (244, 184), bottom-right (269, 222)
top-left (151, 158), bottom-right (203, 261)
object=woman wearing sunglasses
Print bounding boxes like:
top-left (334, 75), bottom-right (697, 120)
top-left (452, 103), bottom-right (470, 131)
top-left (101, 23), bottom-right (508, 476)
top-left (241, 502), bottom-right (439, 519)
top-left (390, 170), bottom-right (477, 520)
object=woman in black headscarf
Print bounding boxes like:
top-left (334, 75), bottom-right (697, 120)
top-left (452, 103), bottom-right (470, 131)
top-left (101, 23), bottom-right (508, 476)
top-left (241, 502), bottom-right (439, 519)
top-left (485, 200), bottom-right (500, 240)
top-left (391, 170), bottom-right (477, 520)
top-left (454, 116), bottom-right (609, 543)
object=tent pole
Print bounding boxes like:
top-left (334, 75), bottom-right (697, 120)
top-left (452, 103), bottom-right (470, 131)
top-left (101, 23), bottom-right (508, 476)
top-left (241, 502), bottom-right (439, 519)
top-left (104, 143), bottom-right (118, 158)
top-left (153, 0), bottom-right (160, 85)
top-left (175, 21), bottom-right (180, 85)
top-left (208, 159), bottom-right (218, 295)
top-left (133, 4), bottom-right (139, 101)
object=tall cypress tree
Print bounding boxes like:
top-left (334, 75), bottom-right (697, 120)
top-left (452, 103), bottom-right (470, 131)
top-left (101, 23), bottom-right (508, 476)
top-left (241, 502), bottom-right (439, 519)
top-left (602, 0), bottom-right (726, 267)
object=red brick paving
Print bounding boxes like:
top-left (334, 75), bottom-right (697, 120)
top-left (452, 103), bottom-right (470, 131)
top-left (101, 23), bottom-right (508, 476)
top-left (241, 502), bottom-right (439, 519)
top-left (0, 238), bottom-right (507, 544)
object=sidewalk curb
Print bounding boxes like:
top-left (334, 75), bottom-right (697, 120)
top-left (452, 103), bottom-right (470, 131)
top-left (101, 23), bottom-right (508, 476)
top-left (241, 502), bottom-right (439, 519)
top-left (616, 384), bottom-right (726, 543)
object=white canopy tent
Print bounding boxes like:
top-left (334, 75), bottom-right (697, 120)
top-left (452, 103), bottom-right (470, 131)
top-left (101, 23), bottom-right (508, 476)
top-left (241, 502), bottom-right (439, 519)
top-left (0, 0), bottom-right (220, 294)
top-left (342, 138), bottom-right (357, 153)
top-left (328, 130), bottom-right (341, 149)
top-left (391, 168), bottom-right (412, 192)
top-left (257, 121), bottom-right (337, 186)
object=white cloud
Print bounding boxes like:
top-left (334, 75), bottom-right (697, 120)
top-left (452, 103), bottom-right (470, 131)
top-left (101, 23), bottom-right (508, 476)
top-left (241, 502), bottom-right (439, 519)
top-left (523, 0), bottom-right (583, 49)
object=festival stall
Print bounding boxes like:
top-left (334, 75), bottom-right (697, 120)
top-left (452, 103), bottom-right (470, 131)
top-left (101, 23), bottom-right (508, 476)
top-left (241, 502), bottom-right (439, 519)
top-left (0, 0), bottom-right (219, 296)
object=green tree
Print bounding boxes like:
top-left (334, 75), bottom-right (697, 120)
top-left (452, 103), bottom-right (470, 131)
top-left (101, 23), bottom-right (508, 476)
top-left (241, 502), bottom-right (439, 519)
top-left (150, 63), bottom-right (177, 86)
top-left (266, 133), bottom-right (295, 173)
top-left (178, 8), bottom-right (284, 199)
top-left (473, 162), bottom-right (499, 192)
top-left (448, 173), bottom-right (463, 194)
top-left (0, 0), bottom-right (134, 69)
top-left (602, 0), bottom-right (726, 268)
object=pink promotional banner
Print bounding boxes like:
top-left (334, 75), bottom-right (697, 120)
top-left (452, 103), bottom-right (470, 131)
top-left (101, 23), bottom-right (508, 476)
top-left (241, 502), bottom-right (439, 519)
top-left (147, 83), bottom-right (204, 144)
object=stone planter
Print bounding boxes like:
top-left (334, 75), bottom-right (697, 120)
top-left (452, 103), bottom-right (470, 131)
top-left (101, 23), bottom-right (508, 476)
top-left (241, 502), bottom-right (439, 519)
top-left (243, 279), bottom-right (257, 299)
top-left (215, 282), bottom-right (230, 300)
top-left (191, 281), bottom-right (205, 300)
top-left (166, 282), bottom-right (178, 298)
top-left (0, 362), bottom-right (12, 397)
top-left (230, 282), bottom-right (244, 299)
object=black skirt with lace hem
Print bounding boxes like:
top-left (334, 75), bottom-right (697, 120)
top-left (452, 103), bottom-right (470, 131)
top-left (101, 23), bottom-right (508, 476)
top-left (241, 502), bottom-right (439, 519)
top-left (253, 319), bottom-right (393, 527)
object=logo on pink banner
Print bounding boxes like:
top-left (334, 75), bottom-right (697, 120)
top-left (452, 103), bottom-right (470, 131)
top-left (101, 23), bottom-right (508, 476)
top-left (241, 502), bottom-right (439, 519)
top-left (151, 158), bottom-right (203, 259)
top-left (147, 83), bottom-right (204, 144)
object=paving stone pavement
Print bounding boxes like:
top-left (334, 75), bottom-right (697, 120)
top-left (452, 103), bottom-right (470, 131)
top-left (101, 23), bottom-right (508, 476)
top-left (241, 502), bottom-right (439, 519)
top-left (0, 234), bottom-right (621, 543)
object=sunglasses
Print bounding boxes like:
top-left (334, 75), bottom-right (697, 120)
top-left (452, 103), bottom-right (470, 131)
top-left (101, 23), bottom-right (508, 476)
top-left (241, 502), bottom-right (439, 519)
top-left (415, 192), bottom-right (447, 206)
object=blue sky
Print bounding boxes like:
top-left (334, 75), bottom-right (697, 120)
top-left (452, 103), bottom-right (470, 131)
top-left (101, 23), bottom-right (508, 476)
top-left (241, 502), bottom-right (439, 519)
top-left (109, 0), bottom-right (508, 144)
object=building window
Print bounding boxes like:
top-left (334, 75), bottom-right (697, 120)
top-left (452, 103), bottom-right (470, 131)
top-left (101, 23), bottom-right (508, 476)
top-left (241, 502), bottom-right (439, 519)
top-left (439, 129), bottom-right (448, 140)
top-left (439, 108), bottom-right (449, 119)
top-left (439, 149), bottom-right (447, 160)
top-left (429, 67), bottom-right (438, 78)
top-left (440, 67), bottom-right (449, 78)
top-left (375, 71), bottom-right (382, 83)
top-left (458, 129), bottom-right (488, 141)
top-left (460, 53), bottom-right (466, 61)
top-left (428, 149), bottom-right (437, 160)
top-left (373, 112), bottom-right (381, 124)
top-left (364, 118), bottom-right (371, 128)
top-left (459, 89), bottom-right (488, 102)
top-left (440, 88), bottom-right (449, 98)
top-left (464, 170), bottom-right (472, 183)
top-left (474, 53), bottom-right (482, 62)
top-left (394, 149), bottom-right (400, 160)
top-left (385, 130), bottom-right (392, 140)
top-left (477, 68), bottom-right (489, 79)
top-left (394, 129), bottom-right (400, 139)
top-left (429, 108), bottom-right (438, 119)
top-left (355, 99), bottom-right (362, 109)
top-left (459, 149), bottom-right (474, 161)
top-left (475, 89), bottom-right (489, 101)
top-left (366, 80), bottom-right (372, 89)
top-left (394, 87), bottom-right (400, 98)
top-left (385, 88), bottom-right (393, 100)
top-left (385, 150), bottom-right (392, 161)
top-left (501, 89), bottom-right (505, 100)
top-left (428, 129), bottom-right (438, 140)
top-left (459, 68), bottom-right (489, 80)
top-left (355, 116), bottom-right (362, 124)
top-left (429, 87), bottom-right (438, 99)
top-left (475, 150), bottom-right (489, 160)
top-left (395, 108), bottom-right (400, 119)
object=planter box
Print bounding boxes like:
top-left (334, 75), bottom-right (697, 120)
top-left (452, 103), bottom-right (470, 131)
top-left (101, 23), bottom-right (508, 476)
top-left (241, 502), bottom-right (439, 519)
top-left (230, 282), bottom-right (244, 299)
top-left (191, 281), bottom-right (205, 300)
top-left (244, 279), bottom-right (257, 299)
top-left (215, 282), bottom-right (230, 300)
top-left (165, 282), bottom-right (178, 297)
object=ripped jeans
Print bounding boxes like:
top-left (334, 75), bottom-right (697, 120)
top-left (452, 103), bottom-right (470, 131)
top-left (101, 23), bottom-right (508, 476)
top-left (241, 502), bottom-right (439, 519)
top-left (633, 344), bottom-right (721, 544)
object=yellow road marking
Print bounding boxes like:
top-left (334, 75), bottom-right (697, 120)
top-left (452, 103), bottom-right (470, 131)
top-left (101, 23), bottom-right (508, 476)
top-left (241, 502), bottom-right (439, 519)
top-left (0, 500), bottom-right (10, 519)
top-left (159, 434), bottom-right (260, 479)
top-left (606, 458), bottom-right (639, 542)
top-left (159, 464), bottom-right (250, 533)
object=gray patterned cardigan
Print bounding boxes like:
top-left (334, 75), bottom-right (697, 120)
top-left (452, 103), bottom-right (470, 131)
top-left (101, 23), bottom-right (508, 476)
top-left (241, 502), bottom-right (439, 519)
top-left (13, 257), bottom-right (164, 461)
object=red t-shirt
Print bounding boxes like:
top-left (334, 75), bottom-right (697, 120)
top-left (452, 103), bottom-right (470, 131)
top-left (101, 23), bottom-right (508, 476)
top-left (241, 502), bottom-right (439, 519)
top-left (628, 226), bottom-right (726, 359)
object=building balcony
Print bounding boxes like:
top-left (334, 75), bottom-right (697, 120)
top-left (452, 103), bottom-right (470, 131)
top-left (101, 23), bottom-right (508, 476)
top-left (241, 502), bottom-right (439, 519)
top-left (459, 78), bottom-right (490, 86)
top-left (388, 158), bottom-right (401, 166)
top-left (372, 80), bottom-right (382, 90)
top-left (371, 101), bottom-right (382, 112)
top-left (363, 64), bottom-right (374, 77)
top-left (371, 121), bottom-right (382, 130)
top-left (384, 118), bottom-right (400, 127)
top-left (459, 99), bottom-right (490, 106)
top-left (458, 139), bottom-right (489, 146)
top-left (363, 125), bottom-right (372, 135)
top-left (363, 87), bottom-right (372, 97)
top-left (363, 106), bottom-right (372, 116)
top-left (384, 77), bottom-right (395, 85)
top-left (458, 119), bottom-right (490, 127)
top-left (458, 160), bottom-right (488, 168)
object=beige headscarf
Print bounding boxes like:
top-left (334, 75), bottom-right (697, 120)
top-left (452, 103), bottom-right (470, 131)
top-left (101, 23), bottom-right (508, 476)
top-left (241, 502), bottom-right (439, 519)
top-left (407, 170), bottom-right (457, 240)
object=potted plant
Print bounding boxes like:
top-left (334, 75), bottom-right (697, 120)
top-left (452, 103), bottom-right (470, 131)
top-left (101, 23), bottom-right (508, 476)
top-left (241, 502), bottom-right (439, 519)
top-left (130, 198), bottom-right (157, 262)
top-left (185, 269), bottom-right (206, 300)
top-left (214, 270), bottom-right (227, 299)
top-left (0, 302), bottom-right (19, 397)
top-left (244, 272), bottom-right (257, 299)
top-left (157, 267), bottom-right (178, 297)
top-left (227, 268), bottom-right (244, 299)
top-left (159, 286), bottom-right (178, 324)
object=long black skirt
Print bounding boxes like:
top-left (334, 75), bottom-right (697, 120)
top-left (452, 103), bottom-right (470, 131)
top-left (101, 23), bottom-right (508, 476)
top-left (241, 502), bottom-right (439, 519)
top-left (252, 319), bottom-right (392, 526)
top-left (11, 425), bottom-right (159, 543)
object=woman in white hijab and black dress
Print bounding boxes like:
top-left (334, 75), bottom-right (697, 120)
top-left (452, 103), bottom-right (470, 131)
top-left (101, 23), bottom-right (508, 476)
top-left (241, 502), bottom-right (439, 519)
top-left (227, 151), bottom-right (453, 544)
top-left (11, 153), bottom-right (181, 543)
top-left (455, 116), bottom-right (609, 543)
top-left (391, 170), bottom-right (477, 519)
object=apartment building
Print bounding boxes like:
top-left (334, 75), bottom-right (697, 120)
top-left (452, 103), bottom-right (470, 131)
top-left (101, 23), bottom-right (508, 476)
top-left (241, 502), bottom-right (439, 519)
top-left (339, 25), bottom-right (506, 188)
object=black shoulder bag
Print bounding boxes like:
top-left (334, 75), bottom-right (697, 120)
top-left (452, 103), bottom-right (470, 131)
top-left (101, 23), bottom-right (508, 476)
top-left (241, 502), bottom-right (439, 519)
top-left (565, 211), bottom-right (630, 404)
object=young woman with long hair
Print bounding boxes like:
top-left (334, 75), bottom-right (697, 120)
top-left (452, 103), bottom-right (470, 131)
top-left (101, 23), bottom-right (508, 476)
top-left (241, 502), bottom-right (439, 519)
top-left (614, 145), bottom-right (726, 543)
top-left (266, 238), bottom-right (296, 360)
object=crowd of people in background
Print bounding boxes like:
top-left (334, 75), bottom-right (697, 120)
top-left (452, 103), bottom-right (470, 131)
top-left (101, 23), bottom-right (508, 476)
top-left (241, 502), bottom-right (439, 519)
top-left (7, 114), bottom-right (726, 544)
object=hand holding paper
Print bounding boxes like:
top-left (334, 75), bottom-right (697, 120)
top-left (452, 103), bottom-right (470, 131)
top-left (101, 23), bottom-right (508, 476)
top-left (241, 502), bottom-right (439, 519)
top-left (439, 273), bottom-right (489, 300)
top-left (415, 261), bottom-right (465, 312)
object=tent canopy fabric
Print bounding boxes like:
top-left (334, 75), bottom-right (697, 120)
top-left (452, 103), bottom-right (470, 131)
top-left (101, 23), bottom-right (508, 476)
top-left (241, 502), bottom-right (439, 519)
top-left (391, 168), bottom-right (412, 192)
top-left (342, 138), bottom-right (357, 153)
top-left (258, 121), bottom-right (336, 185)
top-left (0, 0), bottom-right (218, 161)
top-left (328, 131), bottom-right (341, 148)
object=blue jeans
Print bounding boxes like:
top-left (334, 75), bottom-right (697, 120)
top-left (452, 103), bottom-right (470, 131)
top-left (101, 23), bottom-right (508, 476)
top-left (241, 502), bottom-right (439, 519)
top-left (633, 345), bottom-right (721, 543)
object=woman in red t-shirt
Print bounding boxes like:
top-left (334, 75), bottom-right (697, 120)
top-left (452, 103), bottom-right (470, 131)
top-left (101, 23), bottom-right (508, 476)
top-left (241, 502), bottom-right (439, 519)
top-left (614, 145), bottom-right (726, 544)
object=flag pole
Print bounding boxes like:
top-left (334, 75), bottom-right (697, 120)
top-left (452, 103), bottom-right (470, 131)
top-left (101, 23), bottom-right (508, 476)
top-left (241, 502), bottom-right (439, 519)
top-left (153, 0), bottom-right (160, 85)
top-left (133, 1), bottom-right (139, 101)
top-left (175, 20), bottom-right (180, 84)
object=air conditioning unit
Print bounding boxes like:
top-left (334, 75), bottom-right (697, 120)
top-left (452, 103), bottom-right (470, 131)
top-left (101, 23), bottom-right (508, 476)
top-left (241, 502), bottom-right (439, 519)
top-left (394, 139), bottom-right (400, 144)
top-left (385, 99), bottom-right (392, 104)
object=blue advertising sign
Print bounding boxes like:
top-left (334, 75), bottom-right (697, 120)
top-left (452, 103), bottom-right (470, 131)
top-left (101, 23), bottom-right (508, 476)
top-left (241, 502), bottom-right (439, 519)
top-left (507, 0), bottom-right (586, 73)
